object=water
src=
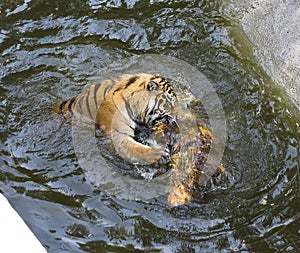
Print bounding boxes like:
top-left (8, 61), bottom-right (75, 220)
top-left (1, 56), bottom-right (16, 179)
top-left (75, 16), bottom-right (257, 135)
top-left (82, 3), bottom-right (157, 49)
top-left (0, 0), bottom-right (299, 252)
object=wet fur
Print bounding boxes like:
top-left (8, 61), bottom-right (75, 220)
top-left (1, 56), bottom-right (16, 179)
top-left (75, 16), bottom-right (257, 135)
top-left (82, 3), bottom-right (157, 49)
top-left (54, 73), bottom-right (178, 165)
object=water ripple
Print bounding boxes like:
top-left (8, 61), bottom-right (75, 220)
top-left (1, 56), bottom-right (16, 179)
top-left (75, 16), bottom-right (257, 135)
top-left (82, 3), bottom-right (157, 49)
top-left (0, 0), bottom-right (299, 252)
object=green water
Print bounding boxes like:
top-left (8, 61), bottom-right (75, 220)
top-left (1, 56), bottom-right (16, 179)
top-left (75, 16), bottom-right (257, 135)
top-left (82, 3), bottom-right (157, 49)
top-left (0, 1), bottom-right (299, 252)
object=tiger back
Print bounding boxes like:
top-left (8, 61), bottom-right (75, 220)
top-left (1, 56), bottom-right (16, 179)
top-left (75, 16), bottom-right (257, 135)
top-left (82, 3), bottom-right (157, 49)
top-left (53, 78), bottom-right (115, 121)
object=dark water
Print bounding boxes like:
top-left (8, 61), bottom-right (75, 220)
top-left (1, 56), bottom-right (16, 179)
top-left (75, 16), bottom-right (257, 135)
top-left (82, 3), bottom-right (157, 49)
top-left (0, 0), bottom-right (299, 252)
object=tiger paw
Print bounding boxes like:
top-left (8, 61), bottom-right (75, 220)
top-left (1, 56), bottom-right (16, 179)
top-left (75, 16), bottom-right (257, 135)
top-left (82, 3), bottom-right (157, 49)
top-left (143, 146), bottom-right (169, 165)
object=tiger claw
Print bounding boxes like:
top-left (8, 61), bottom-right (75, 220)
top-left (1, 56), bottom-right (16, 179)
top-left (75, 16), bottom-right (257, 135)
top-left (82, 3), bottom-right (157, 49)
top-left (143, 146), bottom-right (166, 164)
top-left (143, 145), bottom-right (171, 165)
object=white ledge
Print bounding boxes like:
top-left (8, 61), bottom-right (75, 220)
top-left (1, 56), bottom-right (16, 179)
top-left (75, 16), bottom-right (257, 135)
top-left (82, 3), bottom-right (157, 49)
top-left (0, 194), bottom-right (47, 253)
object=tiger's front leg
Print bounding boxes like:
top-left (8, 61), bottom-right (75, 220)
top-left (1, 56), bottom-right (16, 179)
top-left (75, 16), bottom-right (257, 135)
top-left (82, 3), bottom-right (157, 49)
top-left (110, 128), bottom-right (168, 165)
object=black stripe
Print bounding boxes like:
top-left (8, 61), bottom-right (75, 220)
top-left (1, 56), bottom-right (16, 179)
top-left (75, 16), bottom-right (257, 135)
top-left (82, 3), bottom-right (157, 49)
top-left (113, 86), bottom-right (122, 95)
top-left (123, 96), bottom-right (135, 120)
top-left (59, 100), bottom-right (68, 113)
top-left (93, 83), bottom-right (101, 108)
top-left (120, 94), bottom-right (140, 125)
top-left (144, 96), bottom-right (160, 124)
top-left (68, 97), bottom-right (76, 112)
top-left (157, 98), bottom-right (164, 107)
top-left (151, 96), bottom-right (162, 109)
top-left (124, 76), bottom-right (138, 89)
top-left (85, 90), bottom-right (93, 119)
top-left (159, 78), bottom-right (165, 84)
top-left (146, 108), bottom-right (154, 117)
top-left (152, 114), bottom-right (167, 123)
top-left (103, 84), bottom-right (112, 97)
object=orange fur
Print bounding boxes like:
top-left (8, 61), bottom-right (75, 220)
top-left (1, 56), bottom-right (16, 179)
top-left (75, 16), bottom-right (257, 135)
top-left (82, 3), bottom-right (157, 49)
top-left (54, 73), bottom-right (177, 165)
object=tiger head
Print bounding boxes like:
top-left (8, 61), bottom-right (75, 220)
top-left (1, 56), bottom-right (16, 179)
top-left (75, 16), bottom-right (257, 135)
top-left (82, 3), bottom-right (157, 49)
top-left (144, 75), bottom-right (179, 130)
top-left (146, 75), bottom-right (177, 109)
top-left (120, 74), bottom-right (179, 130)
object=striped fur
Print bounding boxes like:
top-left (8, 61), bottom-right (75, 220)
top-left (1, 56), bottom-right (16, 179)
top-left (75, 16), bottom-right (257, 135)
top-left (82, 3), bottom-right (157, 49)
top-left (54, 73), bottom-right (178, 165)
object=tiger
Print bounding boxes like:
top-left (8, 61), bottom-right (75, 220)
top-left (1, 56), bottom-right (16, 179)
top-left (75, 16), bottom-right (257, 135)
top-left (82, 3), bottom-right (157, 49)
top-left (54, 73), bottom-right (226, 206)
top-left (53, 73), bottom-right (179, 165)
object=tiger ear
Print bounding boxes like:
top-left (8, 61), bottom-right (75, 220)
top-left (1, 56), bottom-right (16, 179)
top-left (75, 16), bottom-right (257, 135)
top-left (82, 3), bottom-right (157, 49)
top-left (147, 81), bottom-right (158, 91)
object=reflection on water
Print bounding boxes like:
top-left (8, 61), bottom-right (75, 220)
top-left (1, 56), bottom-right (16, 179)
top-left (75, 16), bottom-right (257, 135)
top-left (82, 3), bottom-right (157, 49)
top-left (0, 0), bottom-right (299, 252)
